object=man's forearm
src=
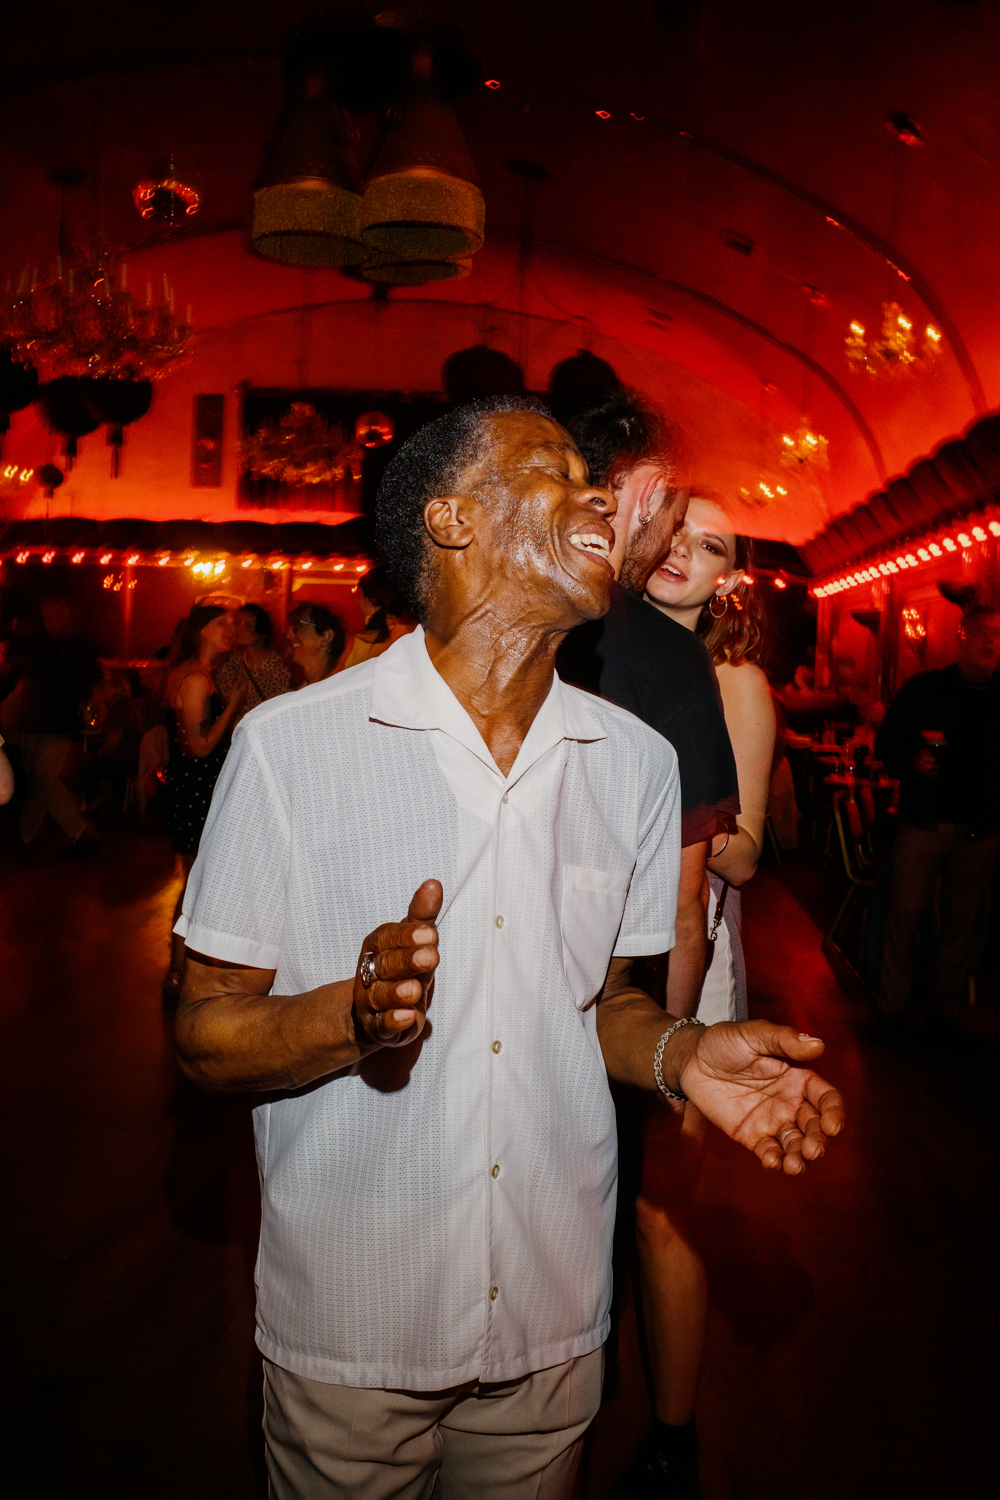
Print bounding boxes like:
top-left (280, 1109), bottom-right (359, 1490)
top-left (664, 885), bottom-right (709, 1016)
top-left (595, 986), bottom-right (702, 1093)
top-left (176, 964), bottom-right (361, 1093)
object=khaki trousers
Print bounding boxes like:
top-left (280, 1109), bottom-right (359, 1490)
top-left (263, 1347), bottom-right (604, 1500)
top-left (19, 733), bottom-right (86, 844)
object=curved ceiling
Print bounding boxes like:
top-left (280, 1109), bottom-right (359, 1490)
top-left (3, 0), bottom-right (1000, 543)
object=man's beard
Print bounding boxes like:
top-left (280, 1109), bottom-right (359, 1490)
top-left (619, 509), bottom-right (677, 594)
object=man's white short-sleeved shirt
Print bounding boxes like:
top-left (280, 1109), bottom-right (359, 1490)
top-left (178, 627), bottom-right (680, 1390)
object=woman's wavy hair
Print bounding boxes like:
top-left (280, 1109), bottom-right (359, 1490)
top-left (171, 605), bottom-right (228, 667)
top-left (689, 492), bottom-right (766, 668)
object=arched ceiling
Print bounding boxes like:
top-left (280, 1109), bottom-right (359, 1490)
top-left (4, 0), bottom-right (1000, 543)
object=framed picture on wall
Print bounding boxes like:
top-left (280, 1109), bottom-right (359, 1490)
top-left (238, 388), bottom-right (445, 513)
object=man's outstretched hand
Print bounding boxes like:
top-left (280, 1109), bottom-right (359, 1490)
top-left (352, 879), bottom-right (443, 1051)
top-left (677, 1020), bottom-right (845, 1175)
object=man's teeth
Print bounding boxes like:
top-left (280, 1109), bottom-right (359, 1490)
top-left (570, 533), bottom-right (611, 559)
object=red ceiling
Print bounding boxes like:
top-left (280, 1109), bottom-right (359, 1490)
top-left (4, 0), bottom-right (1000, 544)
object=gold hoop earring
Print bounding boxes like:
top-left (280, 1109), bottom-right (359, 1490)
top-left (709, 593), bottom-right (728, 618)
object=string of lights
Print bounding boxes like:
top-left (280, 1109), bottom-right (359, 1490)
top-left (812, 512), bottom-right (1000, 597)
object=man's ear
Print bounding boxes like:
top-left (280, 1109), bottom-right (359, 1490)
top-left (424, 495), bottom-right (479, 550)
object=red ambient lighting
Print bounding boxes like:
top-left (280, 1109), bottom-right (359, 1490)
top-left (99, 552), bottom-right (113, 564)
top-left (71, 551), bottom-right (85, 564)
top-left (484, 79), bottom-right (501, 89)
top-left (41, 550), bottom-right (55, 564)
top-left (773, 576), bottom-right (787, 590)
top-left (15, 550), bottom-right (29, 564)
top-left (125, 553), bottom-right (140, 566)
top-left (595, 110), bottom-right (612, 119)
top-left (742, 574), bottom-right (755, 585)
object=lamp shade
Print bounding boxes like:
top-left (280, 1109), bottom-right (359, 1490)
top-left (360, 90), bottom-right (484, 262)
top-left (361, 252), bottom-right (472, 285)
top-left (253, 96), bottom-right (365, 268)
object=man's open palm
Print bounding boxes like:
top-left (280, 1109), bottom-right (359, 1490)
top-left (679, 1021), bottom-right (844, 1174)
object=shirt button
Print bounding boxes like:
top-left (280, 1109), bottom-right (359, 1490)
top-left (502, 792), bottom-right (509, 804)
top-left (489, 1286), bottom-right (499, 1301)
top-left (491, 1040), bottom-right (502, 1054)
top-left (491, 1163), bottom-right (500, 1179)
top-left (495, 915), bottom-right (504, 928)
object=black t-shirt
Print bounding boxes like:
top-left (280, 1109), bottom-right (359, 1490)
top-left (557, 584), bottom-right (740, 847)
top-left (875, 663), bottom-right (1000, 834)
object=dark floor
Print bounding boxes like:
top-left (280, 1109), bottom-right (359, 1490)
top-left (3, 807), bottom-right (998, 1499)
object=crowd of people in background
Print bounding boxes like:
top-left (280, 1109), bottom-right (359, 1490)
top-left (0, 567), bottom-right (417, 890)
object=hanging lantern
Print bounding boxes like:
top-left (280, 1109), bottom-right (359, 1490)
top-left (443, 345), bottom-right (524, 405)
top-left (359, 50), bottom-right (484, 276)
top-left (132, 155), bottom-right (202, 223)
top-left (36, 463), bottom-right (64, 498)
top-left (0, 345), bottom-right (39, 453)
top-left (82, 379), bottom-right (154, 477)
top-left (253, 92), bottom-right (365, 268)
top-left (37, 377), bottom-right (101, 467)
top-left (354, 410), bottom-right (394, 447)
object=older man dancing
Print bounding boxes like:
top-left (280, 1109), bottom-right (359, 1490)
top-left (175, 396), bottom-right (843, 1500)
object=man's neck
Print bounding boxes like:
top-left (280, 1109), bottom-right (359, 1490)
top-left (424, 616), bottom-right (563, 776)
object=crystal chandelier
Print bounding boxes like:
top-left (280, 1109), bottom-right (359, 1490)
top-left (780, 418), bottom-right (829, 471)
top-left (0, 248), bottom-right (191, 382)
top-left (845, 302), bottom-right (943, 379)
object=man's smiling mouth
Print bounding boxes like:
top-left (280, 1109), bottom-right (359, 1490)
top-left (569, 532), bottom-right (612, 563)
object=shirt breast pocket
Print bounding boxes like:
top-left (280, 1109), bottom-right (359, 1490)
top-left (561, 864), bottom-right (632, 1009)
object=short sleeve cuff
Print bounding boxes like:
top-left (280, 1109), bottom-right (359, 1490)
top-left (174, 914), bottom-right (281, 970)
top-left (613, 929), bottom-right (674, 958)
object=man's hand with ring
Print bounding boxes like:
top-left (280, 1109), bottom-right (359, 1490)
top-left (353, 879), bottom-right (442, 1051)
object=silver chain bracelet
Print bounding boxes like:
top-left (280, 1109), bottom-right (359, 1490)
top-left (653, 1017), bottom-right (706, 1102)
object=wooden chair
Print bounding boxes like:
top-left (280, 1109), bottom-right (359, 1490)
top-left (823, 793), bottom-right (877, 955)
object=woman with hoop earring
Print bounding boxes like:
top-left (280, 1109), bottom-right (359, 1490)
top-left (616, 493), bottom-right (776, 1500)
top-left (645, 492), bottom-right (777, 1024)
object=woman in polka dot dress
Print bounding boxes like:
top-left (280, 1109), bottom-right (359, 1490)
top-left (162, 605), bottom-right (246, 998)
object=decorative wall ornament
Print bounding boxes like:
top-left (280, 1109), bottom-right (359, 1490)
top-left (845, 302), bottom-right (943, 378)
top-left (242, 402), bottom-right (364, 488)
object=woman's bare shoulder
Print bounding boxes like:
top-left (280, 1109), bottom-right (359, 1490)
top-left (716, 658), bottom-right (771, 702)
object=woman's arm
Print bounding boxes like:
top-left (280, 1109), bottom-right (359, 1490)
top-left (706, 661), bottom-right (776, 887)
top-left (174, 672), bottom-right (245, 758)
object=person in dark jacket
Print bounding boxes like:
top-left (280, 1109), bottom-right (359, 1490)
top-left (18, 595), bottom-right (101, 851)
top-left (876, 604), bottom-right (1000, 1019)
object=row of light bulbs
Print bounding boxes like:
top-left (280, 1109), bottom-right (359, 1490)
top-left (813, 519), bottom-right (1000, 597)
top-left (8, 549), bottom-right (369, 574)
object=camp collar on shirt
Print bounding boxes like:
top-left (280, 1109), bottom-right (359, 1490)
top-left (370, 625), bottom-right (607, 787)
